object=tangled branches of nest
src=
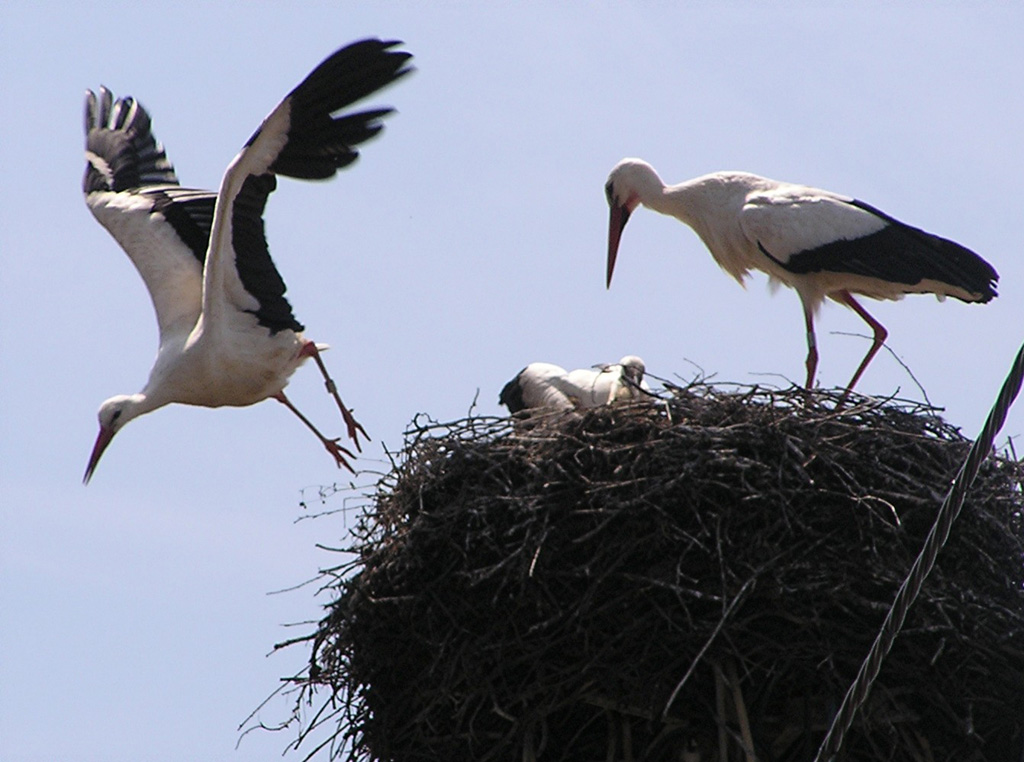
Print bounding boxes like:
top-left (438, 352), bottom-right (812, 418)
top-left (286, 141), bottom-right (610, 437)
top-left (290, 383), bottom-right (1024, 762)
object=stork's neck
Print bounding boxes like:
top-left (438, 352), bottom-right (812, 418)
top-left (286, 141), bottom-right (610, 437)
top-left (124, 391), bottom-right (167, 423)
top-left (95, 390), bottom-right (169, 439)
top-left (641, 171), bottom-right (767, 287)
top-left (130, 356), bottom-right (186, 418)
top-left (659, 172), bottom-right (771, 247)
top-left (654, 174), bottom-right (720, 224)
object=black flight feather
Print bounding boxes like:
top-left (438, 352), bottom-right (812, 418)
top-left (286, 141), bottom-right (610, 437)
top-left (765, 199), bottom-right (998, 303)
top-left (246, 38), bottom-right (413, 180)
top-left (148, 188), bottom-right (217, 266)
top-left (226, 38), bottom-right (413, 333)
top-left (231, 173), bottom-right (304, 334)
top-left (84, 87), bottom-right (177, 194)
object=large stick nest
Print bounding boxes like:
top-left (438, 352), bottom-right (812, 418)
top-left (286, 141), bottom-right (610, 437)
top-left (293, 383), bottom-right (1024, 762)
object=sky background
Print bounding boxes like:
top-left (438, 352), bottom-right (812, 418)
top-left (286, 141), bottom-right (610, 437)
top-left (2, 3), bottom-right (1023, 761)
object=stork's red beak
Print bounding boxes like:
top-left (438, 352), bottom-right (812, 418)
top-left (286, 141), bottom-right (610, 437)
top-left (606, 202), bottom-right (631, 288)
top-left (83, 426), bottom-right (115, 484)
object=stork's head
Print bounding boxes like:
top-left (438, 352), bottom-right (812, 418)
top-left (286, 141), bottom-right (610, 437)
top-left (618, 355), bottom-right (646, 380)
top-left (605, 159), bottom-right (661, 288)
top-left (83, 394), bottom-right (145, 484)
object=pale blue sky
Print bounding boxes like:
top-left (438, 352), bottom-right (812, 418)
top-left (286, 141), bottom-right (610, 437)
top-left (2, 3), bottom-right (1023, 761)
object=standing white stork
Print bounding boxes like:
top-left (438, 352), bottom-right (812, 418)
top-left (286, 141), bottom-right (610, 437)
top-left (82, 39), bottom-right (412, 483)
top-left (499, 355), bottom-right (650, 414)
top-left (604, 158), bottom-right (998, 395)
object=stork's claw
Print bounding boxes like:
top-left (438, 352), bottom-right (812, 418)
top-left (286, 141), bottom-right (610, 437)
top-left (324, 437), bottom-right (358, 473)
top-left (340, 407), bottom-right (369, 452)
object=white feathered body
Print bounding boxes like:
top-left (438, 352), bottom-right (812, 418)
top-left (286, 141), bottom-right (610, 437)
top-left (86, 185), bottom-right (309, 409)
top-left (500, 356), bottom-right (648, 413)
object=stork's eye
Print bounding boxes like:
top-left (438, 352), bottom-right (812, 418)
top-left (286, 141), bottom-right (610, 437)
top-left (604, 181), bottom-right (615, 204)
top-left (111, 409), bottom-right (123, 423)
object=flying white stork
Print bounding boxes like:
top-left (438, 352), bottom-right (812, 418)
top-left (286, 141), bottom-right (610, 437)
top-left (604, 158), bottom-right (998, 396)
top-left (499, 356), bottom-right (649, 414)
top-left (82, 39), bottom-right (412, 483)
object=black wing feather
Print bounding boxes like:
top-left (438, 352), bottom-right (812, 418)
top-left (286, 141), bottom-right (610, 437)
top-left (778, 199), bottom-right (998, 303)
top-left (84, 87), bottom-right (178, 194)
top-left (247, 38), bottom-right (413, 180)
top-left (147, 188), bottom-right (217, 266)
top-left (231, 174), bottom-right (304, 334)
top-left (499, 371), bottom-right (528, 413)
top-left (225, 38), bottom-right (413, 333)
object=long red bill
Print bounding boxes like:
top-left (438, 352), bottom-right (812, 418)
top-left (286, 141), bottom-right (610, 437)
top-left (606, 203), bottom-right (631, 288)
top-left (83, 426), bottom-right (116, 485)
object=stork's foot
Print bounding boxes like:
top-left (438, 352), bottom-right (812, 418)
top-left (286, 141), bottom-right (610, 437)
top-left (274, 390), bottom-right (360, 473)
top-left (323, 437), bottom-right (358, 474)
top-left (300, 339), bottom-right (370, 452)
top-left (339, 406), bottom-right (369, 452)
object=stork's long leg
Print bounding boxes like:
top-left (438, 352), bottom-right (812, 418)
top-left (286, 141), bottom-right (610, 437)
top-left (835, 289), bottom-right (888, 398)
top-left (802, 301), bottom-right (819, 389)
top-left (274, 391), bottom-right (357, 473)
top-left (298, 341), bottom-right (369, 451)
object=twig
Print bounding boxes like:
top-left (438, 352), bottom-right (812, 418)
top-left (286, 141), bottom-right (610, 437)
top-left (831, 330), bottom-right (932, 407)
top-left (662, 573), bottom-right (757, 719)
top-left (726, 659), bottom-right (757, 762)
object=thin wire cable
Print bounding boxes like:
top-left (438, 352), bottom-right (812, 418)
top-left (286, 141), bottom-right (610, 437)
top-left (813, 342), bottom-right (1024, 762)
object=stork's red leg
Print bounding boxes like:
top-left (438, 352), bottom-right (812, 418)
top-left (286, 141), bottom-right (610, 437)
top-left (803, 302), bottom-right (819, 389)
top-left (835, 290), bottom-right (888, 398)
top-left (274, 392), bottom-right (357, 473)
top-left (298, 341), bottom-right (369, 451)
